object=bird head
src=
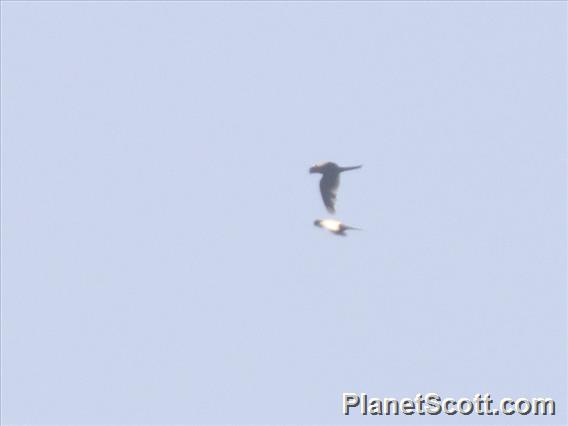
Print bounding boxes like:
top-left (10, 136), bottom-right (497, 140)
top-left (309, 162), bottom-right (330, 174)
top-left (309, 161), bottom-right (339, 174)
top-left (313, 220), bottom-right (322, 227)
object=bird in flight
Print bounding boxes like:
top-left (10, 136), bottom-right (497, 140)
top-left (313, 219), bottom-right (361, 236)
top-left (309, 162), bottom-right (362, 213)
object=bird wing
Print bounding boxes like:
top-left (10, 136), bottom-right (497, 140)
top-left (341, 224), bottom-right (362, 231)
top-left (319, 173), bottom-right (340, 213)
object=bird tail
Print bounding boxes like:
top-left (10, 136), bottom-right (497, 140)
top-left (343, 225), bottom-right (362, 231)
top-left (339, 165), bottom-right (362, 172)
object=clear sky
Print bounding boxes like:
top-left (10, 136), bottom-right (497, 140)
top-left (1, 1), bottom-right (566, 425)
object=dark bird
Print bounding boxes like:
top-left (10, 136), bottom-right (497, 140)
top-left (309, 162), bottom-right (362, 213)
top-left (313, 219), bottom-right (361, 236)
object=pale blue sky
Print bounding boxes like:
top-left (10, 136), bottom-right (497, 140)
top-left (1, 1), bottom-right (566, 425)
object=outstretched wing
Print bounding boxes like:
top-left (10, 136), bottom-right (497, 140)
top-left (319, 173), bottom-right (340, 213)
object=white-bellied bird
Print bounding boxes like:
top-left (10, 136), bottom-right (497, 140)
top-left (313, 219), bottom-right (361, 236)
